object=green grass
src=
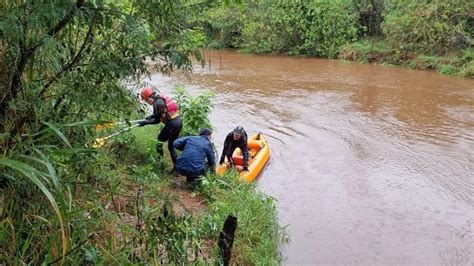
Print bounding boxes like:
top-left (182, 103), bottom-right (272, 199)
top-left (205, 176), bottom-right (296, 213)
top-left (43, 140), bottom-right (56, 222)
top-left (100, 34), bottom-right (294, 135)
top-left (459, 61), bottom-right (474, 78)
top-left (197, 172), bottom-right (286, 264)
top-left (130, 125), bottom-right (161, 151)
top-left (338, 38), bottom-right (391, 63)
top-left (129, 124), bottom-right (285, 264)
top-left (81, 119), bottom-right (284, 264)
top-left (126, 123), bottom-right (285, 264)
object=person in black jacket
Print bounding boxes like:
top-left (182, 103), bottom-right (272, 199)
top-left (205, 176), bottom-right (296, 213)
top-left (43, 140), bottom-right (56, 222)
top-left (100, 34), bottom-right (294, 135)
top-left (219, 126), bottom-right (249, 171)
top-left (137, 87), bottom-right (182, 171)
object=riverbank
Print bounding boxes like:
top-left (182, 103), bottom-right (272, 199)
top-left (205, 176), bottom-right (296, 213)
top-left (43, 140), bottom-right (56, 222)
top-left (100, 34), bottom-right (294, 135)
top-left (0, 88), bottom-right (284, 264)
top-left (229, 42), bottom-right (474, 78)
top-left (338, 39), bottom-right (473, 78)
top-left (78, 124), bottom-right (283, 264)
top-left (194, 1), bottom-right (473, 78)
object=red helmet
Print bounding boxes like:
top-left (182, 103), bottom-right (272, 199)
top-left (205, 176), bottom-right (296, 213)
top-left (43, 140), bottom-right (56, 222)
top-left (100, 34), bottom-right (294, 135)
top-left (140, 87), bottom-right (154, 101)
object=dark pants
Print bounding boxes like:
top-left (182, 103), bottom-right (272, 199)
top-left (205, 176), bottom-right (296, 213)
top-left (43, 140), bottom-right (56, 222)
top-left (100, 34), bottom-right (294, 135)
top-left (175, 169), bottom-right (200, 184)
top-left (177, 167), bottom-right (208, 184)
top-left (185, 174), bottom-right (200, 184)
top-left (224, 148), bottom-right (235, 163)
top-left (157, 116), bottom-right (182, 166)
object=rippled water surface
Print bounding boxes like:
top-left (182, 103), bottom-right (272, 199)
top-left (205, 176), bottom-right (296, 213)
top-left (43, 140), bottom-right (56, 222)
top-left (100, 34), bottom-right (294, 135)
top-left (149, 50), bottom-right (474, 265)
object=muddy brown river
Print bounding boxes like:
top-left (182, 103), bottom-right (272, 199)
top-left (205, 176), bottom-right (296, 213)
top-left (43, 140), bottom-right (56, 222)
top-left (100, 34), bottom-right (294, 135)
top-left (149, 50), bottom-right (474, 265)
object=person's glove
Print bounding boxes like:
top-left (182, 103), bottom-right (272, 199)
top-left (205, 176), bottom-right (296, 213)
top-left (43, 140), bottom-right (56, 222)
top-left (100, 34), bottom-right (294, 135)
top-left (243, 166), bottom-right (249, 172)
top-left (137, 120), bottom-right (147, 127)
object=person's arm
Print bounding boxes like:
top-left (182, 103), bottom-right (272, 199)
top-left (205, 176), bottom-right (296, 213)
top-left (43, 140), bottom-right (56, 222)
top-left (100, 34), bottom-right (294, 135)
top-left (239, 135), bottom-right (250, 170)
top-left (138, 99), bottom-right (164, 126)
top-left (219, 133), bottom-right (232, 164)
top-left (173, 136), bottom-right (188, 151)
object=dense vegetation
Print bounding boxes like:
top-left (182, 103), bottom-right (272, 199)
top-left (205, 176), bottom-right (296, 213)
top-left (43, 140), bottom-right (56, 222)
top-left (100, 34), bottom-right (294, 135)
top-left (1, 0), bottom-right (469, 263)
top-left (0, 1), bottom-right (283, 264)
top-left (194, 0), bottom-right (473, 77)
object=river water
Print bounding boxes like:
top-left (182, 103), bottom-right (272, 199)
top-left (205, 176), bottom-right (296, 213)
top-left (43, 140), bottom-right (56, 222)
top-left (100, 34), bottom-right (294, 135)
top-left (148, 50), bottom-right (474, 265)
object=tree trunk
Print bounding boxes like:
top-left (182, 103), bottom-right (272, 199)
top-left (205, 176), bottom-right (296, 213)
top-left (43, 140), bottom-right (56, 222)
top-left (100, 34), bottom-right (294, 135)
top-left (357, 0), bottom-right (384, 36)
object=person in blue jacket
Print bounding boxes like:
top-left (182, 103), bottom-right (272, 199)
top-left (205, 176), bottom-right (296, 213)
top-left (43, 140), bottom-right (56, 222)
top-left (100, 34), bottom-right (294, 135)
top-left (173, 128), bottom-right (216, 184)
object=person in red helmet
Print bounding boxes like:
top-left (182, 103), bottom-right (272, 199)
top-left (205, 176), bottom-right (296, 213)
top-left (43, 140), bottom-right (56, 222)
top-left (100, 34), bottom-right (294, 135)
top-left (138, 87), bottom-right (182, 172)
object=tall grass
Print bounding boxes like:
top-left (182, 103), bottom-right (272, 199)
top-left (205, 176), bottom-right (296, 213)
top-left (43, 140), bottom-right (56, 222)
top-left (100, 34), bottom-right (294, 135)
top-left (198, 172), bottom-right (286, 264)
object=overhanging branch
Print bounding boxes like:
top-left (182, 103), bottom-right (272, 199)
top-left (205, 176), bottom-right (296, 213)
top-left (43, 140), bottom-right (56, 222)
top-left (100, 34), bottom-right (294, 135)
top-left (2, 0), bottom-right (86, 144)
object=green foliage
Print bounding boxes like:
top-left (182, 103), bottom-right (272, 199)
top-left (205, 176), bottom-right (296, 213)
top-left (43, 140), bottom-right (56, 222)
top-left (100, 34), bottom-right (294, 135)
top-left (197, 4), bottom-right (245, 48)
top-left (458, 49), bottom-right (474, 78)
top-left (339, 38), bottom-right (473, 77)
top-left (412, 55), bottom-right (443, 70)
top-left (383, 0), bottom-right (472, 54)
top-left (0, 1), bottom-right (205, 150)
top-left (197, 169), bottom-right (241, 203)
top-left (173, 87), bottom-right (214, 136)
top-left (0, 156), bottom-right (68, 260)
top-left (0, 71), bottom-right (280, 263)
top-left (143, 205), bottom-right (202, 263)
top-left (437, 64), bottom-right (457, 75)
top-left (197, 171), bottom-right (286, 264)
top-left (338, 38), bottom-right (391, 63)
top-left (192, 1), bottom-right (360, 57)
top-left (0, 1), bottom-right (208, 263)
top-left (459, 61), bottom-right (474, 78)
top-left (406, 48), bottom-right (474, 76)
top-left (191, 0), bottom-right (473, 78)
top-left (236, 1), bottom-right (358, 57)
top-left (239, 21), bottom-right (277, 54)
top-left (290, 1), bottom-right (359, 57)
top-left (128, 124), bottom-right (161, 157)
top-left (0, 0), bottom-right (280, 263)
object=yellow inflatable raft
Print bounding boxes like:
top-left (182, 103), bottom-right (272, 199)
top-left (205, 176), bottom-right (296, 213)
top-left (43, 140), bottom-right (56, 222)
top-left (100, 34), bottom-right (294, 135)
top-left (216, 133), bottom-right (270, 182)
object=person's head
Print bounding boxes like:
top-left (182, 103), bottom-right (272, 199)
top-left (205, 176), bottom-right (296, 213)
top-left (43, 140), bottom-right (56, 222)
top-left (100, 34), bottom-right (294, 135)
top-left (199, 128), bottom-right (212, 139)
top-left (140, 87), bottom-right (157, 105)
top-left (232, 126), bottom-right (245, 141)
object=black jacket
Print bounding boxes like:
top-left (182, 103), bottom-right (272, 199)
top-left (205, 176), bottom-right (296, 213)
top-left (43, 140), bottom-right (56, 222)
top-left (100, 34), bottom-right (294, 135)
top-left (141, 97), bottom-right (168, 125)
top-left (220, 132), bottom-right (249, 167)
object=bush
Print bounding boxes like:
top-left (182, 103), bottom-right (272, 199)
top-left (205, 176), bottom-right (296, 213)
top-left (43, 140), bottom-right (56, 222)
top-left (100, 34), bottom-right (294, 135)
top-left (237, 1), bottom-right (358, 58)
top-left (290, 1), bottom-right (359, 58)
top-left (173, 87), bottom-right (214, 136)
top-left (199, 4), bottom-right (245, 48)
top-left (383, 0), bottom-right (472, 54)
top-left (459, 60), bottom-right (474, 78)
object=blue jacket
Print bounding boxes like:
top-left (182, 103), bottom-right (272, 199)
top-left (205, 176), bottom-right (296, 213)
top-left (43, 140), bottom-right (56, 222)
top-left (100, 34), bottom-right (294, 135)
top-left (173, 135), bottom-right (216, 176)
